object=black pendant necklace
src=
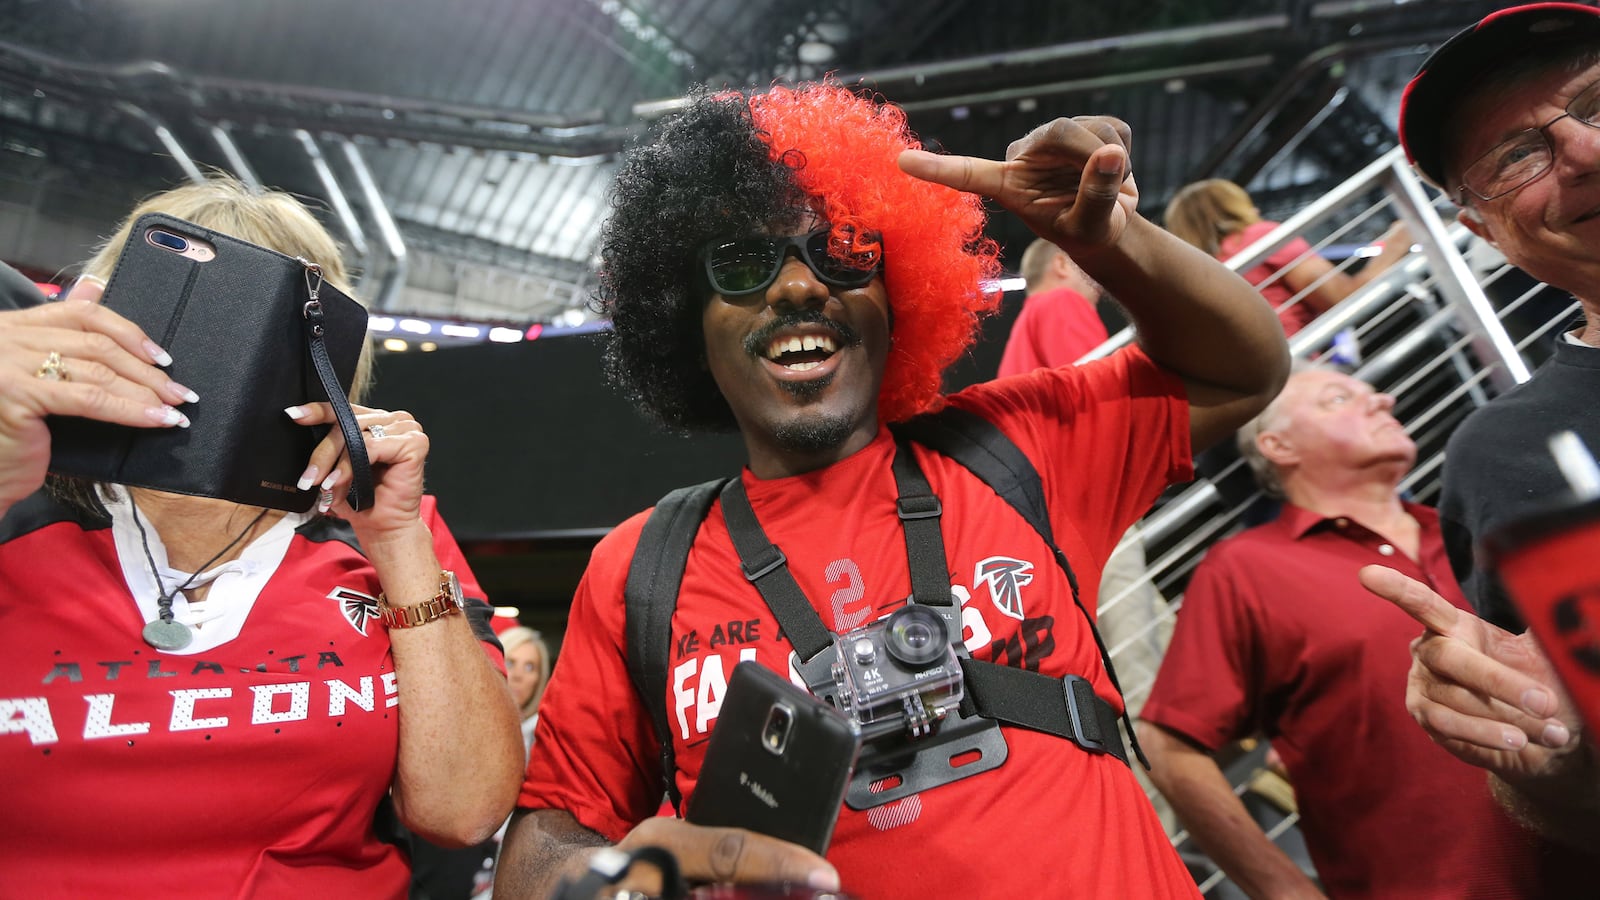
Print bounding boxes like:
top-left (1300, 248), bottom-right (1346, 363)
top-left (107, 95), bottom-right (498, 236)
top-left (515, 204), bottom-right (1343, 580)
top-left (128, 496), bottom-right (270, 651)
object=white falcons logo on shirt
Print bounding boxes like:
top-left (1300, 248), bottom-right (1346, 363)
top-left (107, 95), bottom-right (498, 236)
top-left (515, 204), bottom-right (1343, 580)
top-left (327, 586), bottom-right (381, 636)
top-left (975, 556), bottom-right (1034, 621)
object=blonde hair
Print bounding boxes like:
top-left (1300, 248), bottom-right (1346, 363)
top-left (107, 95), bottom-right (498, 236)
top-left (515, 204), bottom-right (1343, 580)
top-left (1164, 179), bottom-right (1261, 257)
top-left (82, 176), bottom-right (373, 399)
top-left (500, 626), bottom-right (551, 720)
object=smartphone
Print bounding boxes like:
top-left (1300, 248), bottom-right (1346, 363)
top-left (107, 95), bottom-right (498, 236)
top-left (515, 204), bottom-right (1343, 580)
top-left (47, 213), bottom-right (368, 511)
top-left (686, 661), bottom-right (861, 855)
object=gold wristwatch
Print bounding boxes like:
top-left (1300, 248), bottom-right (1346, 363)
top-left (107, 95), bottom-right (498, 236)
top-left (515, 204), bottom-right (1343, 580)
top-left (379, 569), bottom-right (465, 629)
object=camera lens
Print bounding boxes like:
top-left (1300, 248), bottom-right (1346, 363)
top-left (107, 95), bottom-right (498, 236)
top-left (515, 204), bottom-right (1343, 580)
top-left (147, 229), bottom-right (190, 253)
top-left (762, 705), bottom-right (792, 755)
top-left (883, 604), bottom-right (949, 668)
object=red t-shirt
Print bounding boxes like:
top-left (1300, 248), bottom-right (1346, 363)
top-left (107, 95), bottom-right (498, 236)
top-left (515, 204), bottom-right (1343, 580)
top-left (1142, 503), bottom-right (1582, 898)
top-left (523, 347), bottom-right (1202, 899)
top-left (996, 286), bottom-right (1110, 377)
top-left (1219, 220), bottom-right (1317, 337)
top-left (0, 494), bottom-right (501, 898)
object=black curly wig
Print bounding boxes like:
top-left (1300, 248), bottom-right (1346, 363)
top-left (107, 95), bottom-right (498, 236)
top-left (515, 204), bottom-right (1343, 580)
top-left (596, 89), bottom-right (803, 431)
top-left (597, 82), bottom-right (1001, 432)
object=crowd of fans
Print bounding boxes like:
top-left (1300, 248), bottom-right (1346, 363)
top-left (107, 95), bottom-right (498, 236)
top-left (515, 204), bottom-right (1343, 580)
top-left (2, 4), bottom-right (1598, 899)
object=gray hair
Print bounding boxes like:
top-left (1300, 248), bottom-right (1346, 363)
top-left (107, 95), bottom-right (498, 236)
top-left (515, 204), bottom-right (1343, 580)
top-left (1235, 360), bottom-right (1335, 498)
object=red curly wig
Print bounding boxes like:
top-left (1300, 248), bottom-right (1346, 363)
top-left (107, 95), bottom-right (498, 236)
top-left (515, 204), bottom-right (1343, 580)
top-left (748, 83), bottom-right (1002, 422)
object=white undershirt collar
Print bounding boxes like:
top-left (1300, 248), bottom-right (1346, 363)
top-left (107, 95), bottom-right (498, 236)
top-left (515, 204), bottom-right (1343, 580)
top-left (102, 490), bottom-right (313, 655)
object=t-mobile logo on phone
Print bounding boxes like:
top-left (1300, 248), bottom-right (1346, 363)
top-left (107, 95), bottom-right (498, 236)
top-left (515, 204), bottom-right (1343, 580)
top-left (738, 771), bottom-right (779, 808)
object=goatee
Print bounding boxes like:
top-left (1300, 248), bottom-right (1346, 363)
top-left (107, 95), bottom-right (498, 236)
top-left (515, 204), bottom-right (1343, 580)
top-left (772, 409), bottom-right (855, 453)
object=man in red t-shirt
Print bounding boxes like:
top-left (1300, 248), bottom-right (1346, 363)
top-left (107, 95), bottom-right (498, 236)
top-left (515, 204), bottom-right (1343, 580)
top-left (492, 83), bottom-right (1290, 900)
top-left (1140, 367), bottom-right (1584, 898)
top-left (997, 238), bottom-right (1110, 376)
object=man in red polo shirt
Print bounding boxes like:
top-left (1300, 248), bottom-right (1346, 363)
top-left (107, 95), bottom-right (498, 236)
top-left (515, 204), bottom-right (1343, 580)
top-left (1139, 366), bottom-right (1582, 898)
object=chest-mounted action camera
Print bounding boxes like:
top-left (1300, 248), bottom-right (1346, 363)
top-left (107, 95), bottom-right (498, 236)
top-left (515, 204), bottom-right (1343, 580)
top-left (830, 603), bottom-right (964, 741)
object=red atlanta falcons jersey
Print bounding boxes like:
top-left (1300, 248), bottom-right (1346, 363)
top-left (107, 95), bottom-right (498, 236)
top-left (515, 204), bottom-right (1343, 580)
top-left (0, 493), bottom-right (500, 898)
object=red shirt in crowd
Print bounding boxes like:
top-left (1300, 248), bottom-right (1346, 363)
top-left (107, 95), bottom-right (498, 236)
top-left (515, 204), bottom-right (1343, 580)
top-left (1219, 220), bottom-right (1318, 337)
top-left (1142, 502), bottom-right (1584, 898)
top-left (997, 285), bottom-right (1110, 377)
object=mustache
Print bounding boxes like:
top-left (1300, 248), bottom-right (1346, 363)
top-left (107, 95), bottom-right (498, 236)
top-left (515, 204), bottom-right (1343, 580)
top-left (742, 309), bottom-right (863, 357)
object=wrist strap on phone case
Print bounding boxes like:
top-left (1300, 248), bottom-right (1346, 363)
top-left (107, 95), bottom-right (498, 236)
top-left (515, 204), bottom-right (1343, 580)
top-left (301, 264), bottom-right (373, 511)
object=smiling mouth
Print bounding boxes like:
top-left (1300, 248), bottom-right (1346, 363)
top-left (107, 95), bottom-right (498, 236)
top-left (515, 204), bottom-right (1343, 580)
top-left (763, 332), bottom-right (838, 372)
top-left (744, 310), bottom-right (860, 374)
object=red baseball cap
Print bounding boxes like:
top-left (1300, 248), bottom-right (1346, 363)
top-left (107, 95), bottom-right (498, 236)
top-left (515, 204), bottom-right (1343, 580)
top-left (1398, 3), bottom-right (1600, 190)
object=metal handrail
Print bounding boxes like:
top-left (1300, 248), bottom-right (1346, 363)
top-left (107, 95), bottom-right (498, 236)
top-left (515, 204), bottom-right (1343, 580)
top-left (1099, 141), bottom-right (1568, 892)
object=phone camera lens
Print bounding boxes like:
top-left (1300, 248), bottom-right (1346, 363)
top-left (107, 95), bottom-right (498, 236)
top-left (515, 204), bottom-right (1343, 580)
top-left (147, 229), bottom-right (190, 253)
top-left (762, 706), bottom-right (792, 754)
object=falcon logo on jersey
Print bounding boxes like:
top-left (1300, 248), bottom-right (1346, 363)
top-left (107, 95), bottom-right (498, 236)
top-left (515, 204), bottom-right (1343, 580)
top-left (975, 556), bottom-right (1034, 621)
top-left (327, 587), bottom-right (381, 636)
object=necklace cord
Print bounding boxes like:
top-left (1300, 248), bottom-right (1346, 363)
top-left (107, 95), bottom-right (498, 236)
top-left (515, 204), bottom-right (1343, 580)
top-left (128, 496), bottom-right (270, 624)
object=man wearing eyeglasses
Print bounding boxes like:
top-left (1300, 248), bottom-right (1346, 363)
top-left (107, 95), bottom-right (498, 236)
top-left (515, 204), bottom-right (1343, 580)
top-left (494, 82), bottom-right (1288, 899)
top-left (1399, 2), bottom-right (1600, 637)
top-left (1359, 1), bottom-right (1600, 852)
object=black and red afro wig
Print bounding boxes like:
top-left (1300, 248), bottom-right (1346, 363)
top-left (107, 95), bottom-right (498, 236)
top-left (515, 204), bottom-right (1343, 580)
top-left (596, 81), bottom-right (1002, 431)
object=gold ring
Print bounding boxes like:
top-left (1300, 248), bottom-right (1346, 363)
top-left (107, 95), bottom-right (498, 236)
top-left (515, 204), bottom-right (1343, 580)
top-left (35, 351), bottom-right (69, 382)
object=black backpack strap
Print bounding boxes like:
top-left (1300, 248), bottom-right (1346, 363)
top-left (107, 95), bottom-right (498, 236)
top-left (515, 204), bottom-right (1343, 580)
top-left (891, 435), bottom-right (1124, 764)
top-left (623, 477), bottom-right (730, 814)
top-left (893, 406), bottom-right (1053, 541)
top-left (892, 405), bottom-right (1149, 770)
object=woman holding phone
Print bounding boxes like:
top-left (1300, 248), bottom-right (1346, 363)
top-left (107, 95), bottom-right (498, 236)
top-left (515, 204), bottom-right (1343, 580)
top-left (0, 177), bottom-right (523, 897)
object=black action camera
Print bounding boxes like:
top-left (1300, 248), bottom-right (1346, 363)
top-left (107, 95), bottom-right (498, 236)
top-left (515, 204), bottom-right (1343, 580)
top-left (830, 603), bottom-right (965, 741)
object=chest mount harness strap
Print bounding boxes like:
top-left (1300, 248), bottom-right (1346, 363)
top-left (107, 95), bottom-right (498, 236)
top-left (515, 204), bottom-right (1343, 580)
top-left (624, 406), bottom-right (1148, 814)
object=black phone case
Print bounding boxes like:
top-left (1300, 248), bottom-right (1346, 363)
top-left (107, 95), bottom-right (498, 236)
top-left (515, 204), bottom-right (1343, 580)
top-left (685, 661), bottom-right (861, 855)
top-left (47, 213), bottom-right (368, 512)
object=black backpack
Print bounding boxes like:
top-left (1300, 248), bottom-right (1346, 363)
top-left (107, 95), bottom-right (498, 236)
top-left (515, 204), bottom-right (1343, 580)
top-left (623, 406), bottom-right (1148, 811)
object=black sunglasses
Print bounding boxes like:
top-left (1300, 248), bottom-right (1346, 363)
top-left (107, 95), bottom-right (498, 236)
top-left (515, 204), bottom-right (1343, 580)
top-left (701, 227), bottom-right (883, 297)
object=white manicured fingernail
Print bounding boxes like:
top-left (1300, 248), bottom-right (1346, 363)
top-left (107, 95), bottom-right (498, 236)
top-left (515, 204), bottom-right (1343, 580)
top-left (317, 490), bottom-right (333, 514)
top-left (283, 405), bottom-right (307, 420)
top-left (144, 341), bottom-right (173, 367)
top-left (320, 471), bottom-right (339, 491)
top-left (170, 381), bottom-right (199, 404)
top-left (146, 406), bottom-right (186, 427)
top-left (296, 464), bottom-right (319, 492)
